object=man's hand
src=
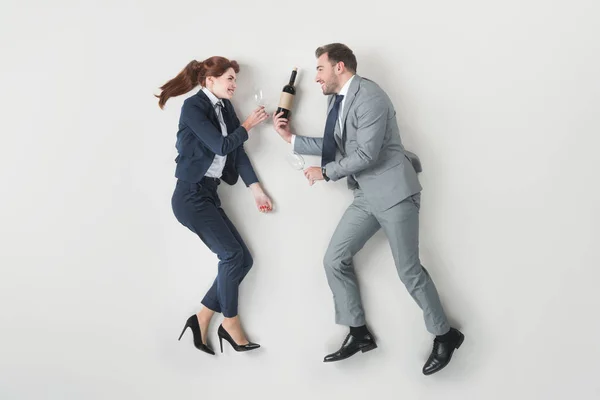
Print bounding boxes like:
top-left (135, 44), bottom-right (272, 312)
top-left (272, 111), bottom-right (292, 143)
top-left (304, 167), bottom-right (324, 186)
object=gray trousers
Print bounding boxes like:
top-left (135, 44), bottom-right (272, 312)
top-left (323, 190), bottom-right (450, 335)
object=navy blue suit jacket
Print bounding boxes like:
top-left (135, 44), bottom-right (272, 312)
top-left (174, 90), bottom-right (259, 186)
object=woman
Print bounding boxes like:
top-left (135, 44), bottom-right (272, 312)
top-left (157, 56), bottom-right (271, 355)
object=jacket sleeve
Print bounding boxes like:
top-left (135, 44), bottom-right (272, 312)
top-left (229, 101), bottom-right (259, 186)
top-left (181, 100), bottom-right (248, 156)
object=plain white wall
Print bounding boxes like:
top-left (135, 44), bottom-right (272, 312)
top-left (2, 0), bottom-right (599, 398)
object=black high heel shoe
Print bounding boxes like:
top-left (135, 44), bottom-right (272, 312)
top-left (217, 324), bottom-right (260, 353)
top-left (178, 315), bottom-right (215, 355)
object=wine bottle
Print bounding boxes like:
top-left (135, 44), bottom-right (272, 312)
top-left (276, 67), bottom-right (297, 119)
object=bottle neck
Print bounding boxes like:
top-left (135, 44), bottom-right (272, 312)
top-left (288, 70), bottom-right (297, 86)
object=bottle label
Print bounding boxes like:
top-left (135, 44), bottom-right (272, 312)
top-left (278, 92), bottom-right (294, 109)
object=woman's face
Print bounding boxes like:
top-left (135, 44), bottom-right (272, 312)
top-left (206, 67), bottom-right (237, 100)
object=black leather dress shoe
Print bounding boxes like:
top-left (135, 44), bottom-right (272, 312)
top-left (323, 332), bottom-right (377, 362)
top-left (422, 328), bottom-right (464, 375)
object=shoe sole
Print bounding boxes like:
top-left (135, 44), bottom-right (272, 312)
top-left (323, 342), bottom-right (378, 363)
top-left (361, 342), bottom-right (378, 353)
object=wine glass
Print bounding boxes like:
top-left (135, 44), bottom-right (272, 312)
top-left (285, 151), bottom-right (305, 170)
top-left (251, 88), bottom-right (271, 131)
top-left (253, 88), bottom-right (268, 111)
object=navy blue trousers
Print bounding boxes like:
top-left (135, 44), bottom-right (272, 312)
top-left (172, 178), bottom-right (253, 317)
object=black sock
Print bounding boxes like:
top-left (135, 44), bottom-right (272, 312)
top-left (350, 325), bottom-right (369, 337)
top-left (436, 328), bottom-right (456, 342)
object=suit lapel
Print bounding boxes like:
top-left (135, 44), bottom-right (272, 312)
top-left (196, 90), bottom-right (237, 166)
top-left (326, 95), bottom-right (335, 115)
top-left (324, 77), bottom-right (361, 154)
top-left (220, 100), bottom-right (237, 164)
top-left (338, 75), bottom-right (361, 141)
top-left (196, 90), bottom-right (221, 131)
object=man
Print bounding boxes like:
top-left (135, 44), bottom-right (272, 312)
top-left (272, 43), bottom-right (464, 375)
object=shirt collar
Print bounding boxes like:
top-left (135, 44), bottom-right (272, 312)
top-left (338, 75), bottom-right (355, 97)
top-left (202, 87), bottom-right (222, 107)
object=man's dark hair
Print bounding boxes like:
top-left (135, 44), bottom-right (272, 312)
top-left (315, 43), bottom-right (357, 73)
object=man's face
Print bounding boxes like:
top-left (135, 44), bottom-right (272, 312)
top-left (315, 53), bottom-right (340, 95)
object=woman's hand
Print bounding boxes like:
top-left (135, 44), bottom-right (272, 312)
top-left (242, 106), bottom-right (269, 132)
top-left (250, 183), bottom-right (273, 213)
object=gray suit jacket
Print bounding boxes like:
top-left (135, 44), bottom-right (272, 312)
top-left (294, 75), bottom-right (422, 211)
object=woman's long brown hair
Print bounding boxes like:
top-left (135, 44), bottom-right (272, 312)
top-left (156, 56), bottom-right (240, 109)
